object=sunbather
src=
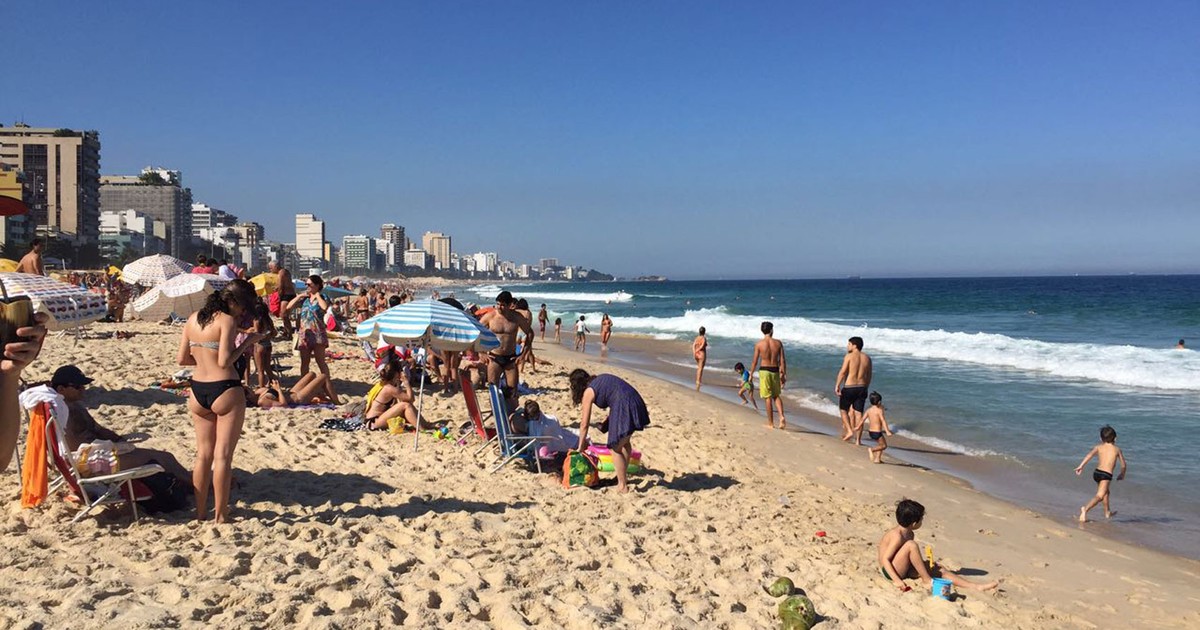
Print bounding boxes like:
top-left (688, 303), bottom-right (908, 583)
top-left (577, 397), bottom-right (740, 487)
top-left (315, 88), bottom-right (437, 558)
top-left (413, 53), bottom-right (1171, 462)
top-left (247, 373), bottom-right (341, 409)
top-left (363, 353), bottom-right (424, 431)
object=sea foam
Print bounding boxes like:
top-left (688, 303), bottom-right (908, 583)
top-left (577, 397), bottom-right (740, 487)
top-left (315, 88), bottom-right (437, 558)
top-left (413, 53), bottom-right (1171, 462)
top-left (602, 308), bottom-right (1200, 392)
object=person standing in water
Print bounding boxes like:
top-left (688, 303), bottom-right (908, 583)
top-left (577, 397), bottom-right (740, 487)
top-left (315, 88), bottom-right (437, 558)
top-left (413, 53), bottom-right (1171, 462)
top-left (692, 326), bottom-right (708, 391)
top-left (600, 314), bottom-right (613, 351)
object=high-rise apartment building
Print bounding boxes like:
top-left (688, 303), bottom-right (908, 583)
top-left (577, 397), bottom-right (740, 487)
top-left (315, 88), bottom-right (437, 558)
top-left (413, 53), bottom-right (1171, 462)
top-left (191, 203), bottom-right (238, 237)
top-left (295, 213), bottom-right (326, 260)
top-left (380, 223), bottom-right (405, 267)
top-left (341, 235), bottom-right (376, 271)
top-left (99, 167), bottom-right (192, 257)
top-left (539, 258), bottom-right (559, 270)
top-left (0, 125), bottom-right (101, 244)
top-left (422, 231), bottom-right (451, 270)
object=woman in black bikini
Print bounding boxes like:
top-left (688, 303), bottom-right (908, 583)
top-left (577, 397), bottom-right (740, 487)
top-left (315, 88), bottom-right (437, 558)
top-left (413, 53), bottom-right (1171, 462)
top-left (247, 298), bottom-right (277, 389)
top-left (364, 352), bottom-right (423, 431)
top-left (246, 372), bottom-right (341, 409)
top-left (177, 279), bottom-right (264, 523)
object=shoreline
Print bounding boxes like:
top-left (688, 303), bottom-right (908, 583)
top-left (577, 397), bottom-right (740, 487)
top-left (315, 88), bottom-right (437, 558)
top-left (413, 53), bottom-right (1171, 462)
top-left (580, 332), bottom-right (1200, 562)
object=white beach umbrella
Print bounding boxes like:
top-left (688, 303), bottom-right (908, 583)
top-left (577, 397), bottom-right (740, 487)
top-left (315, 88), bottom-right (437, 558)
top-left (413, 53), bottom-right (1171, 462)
top-left (357, 299), bottom-right (500, 449)
top-left (0, 272), bottom-right (108, 331)
top-left (131, 273), bottom-right (230, 321)
top-left (121, 254), bottom-right (193, 286)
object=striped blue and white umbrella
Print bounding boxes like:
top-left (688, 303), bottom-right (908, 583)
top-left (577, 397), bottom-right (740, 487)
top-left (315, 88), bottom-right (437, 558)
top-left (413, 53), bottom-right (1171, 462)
top-left (357, 299), bottom-right (499, 451)
top-left (356, 299), bottom-right (499, 352)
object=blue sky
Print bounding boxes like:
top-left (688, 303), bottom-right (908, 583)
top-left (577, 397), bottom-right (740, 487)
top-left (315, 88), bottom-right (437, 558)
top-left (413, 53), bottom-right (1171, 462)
top-left (5, 1), bottom-right (1197, 278)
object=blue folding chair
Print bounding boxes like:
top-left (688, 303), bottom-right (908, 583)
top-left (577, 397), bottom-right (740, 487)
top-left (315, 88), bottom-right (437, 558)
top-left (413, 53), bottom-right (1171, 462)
top-left (486, 384), bottom-right (551, 474)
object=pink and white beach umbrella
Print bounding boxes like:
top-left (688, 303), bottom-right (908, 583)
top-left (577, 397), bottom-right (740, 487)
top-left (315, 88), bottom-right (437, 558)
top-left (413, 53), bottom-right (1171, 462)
top-left (131, 273), bottom-right (230, 321)
top-left (121, 254), bottom-right (193, 286)
top-left (0, 272), bottom-right (108, 331)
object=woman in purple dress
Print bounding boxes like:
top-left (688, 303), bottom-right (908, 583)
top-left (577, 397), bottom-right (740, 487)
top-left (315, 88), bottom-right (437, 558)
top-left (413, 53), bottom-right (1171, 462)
top-left (570, 369), bottom-right (650, 493)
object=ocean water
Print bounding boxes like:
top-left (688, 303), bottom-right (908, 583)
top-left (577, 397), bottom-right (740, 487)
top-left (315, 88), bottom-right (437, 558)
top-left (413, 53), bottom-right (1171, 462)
top-left (468, 276), bottom-right (1200, 558)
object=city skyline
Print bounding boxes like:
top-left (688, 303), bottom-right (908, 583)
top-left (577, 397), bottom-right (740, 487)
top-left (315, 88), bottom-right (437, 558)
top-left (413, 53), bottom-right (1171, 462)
top-left (4, 2), bottom-right (1198, 279)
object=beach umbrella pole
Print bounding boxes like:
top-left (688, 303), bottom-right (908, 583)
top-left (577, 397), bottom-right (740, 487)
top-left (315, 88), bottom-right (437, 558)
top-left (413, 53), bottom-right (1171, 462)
top-left (414, 338), bottom-right (427, 451)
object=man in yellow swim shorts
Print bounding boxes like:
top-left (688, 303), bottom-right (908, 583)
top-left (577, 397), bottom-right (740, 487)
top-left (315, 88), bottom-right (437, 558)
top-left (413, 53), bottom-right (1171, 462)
top-left (750, 321), bottom-right (787, 429)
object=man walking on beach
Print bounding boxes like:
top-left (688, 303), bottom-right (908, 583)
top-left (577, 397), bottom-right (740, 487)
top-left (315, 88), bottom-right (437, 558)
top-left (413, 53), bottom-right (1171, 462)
top-left (751, 321), bottom-right (786, 429)
top-left (835, 336), bottom-right (873, 445)
top-left (480, 291), bottom-right (534, 409)
top-left (16, 238), bottom-right (45, 275)
top-left (537, 304), bottom-right (548, 341)
top-left (270, 261), bottom-right (296, 338)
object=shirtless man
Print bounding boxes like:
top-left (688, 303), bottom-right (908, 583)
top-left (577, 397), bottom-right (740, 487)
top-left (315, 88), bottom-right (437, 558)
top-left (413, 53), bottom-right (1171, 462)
top-left (16, 238), bottom-right (45, 275)
top-left (836, 336), bottom-right (873, 444)
top-left (750, 321), bottom-right (786, 429)
top-left (479, 291), bottom-right (534, 408)
top-left (537, 304), bottom-right (548, 341)
top-left (269, 261), bottom-right (296, 337)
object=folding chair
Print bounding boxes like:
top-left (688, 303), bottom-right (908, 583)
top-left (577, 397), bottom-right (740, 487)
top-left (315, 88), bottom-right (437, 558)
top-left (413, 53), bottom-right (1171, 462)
top-left (459, 374), bottom-right (496, 453)
top-left (34, 402), bottom-right (164, 523)
top-left (485, 384), bottom-right (552, 474)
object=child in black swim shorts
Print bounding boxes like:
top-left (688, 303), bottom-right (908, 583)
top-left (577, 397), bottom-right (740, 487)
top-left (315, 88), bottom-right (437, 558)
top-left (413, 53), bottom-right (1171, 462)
top-left (864, 391), bottom-right (893, 464)
top-left (1074, 425), bottom-right (1128, 522)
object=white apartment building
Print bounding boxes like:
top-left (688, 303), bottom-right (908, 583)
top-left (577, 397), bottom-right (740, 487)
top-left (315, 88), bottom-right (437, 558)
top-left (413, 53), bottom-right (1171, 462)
top-left (295, 213), bottom-right (326, 260)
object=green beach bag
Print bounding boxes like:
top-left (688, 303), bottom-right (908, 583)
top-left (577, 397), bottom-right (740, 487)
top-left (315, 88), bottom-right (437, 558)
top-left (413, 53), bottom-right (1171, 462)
top-left (562, 449), bottom-right (599, 489)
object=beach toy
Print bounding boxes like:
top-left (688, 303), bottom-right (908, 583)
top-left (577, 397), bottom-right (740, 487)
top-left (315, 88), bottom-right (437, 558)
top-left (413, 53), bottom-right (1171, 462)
top-left (814, 531), bottom-right (826, 538)
top-left (765, 576), bottom-right (794, 597)
top-left (778, 594), bottom-right (816, 630)
top-left (585, 444), bottom-right (643, 473)
top-left (924, 544), bottom-right (934, 570)
top-left (931, 577), bottom-right (953, 600)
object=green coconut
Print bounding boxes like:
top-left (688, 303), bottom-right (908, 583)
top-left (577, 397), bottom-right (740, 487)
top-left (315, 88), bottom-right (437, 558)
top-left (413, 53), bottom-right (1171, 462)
top-left (765, 576), bottom-right (795, 597)
top-left (778, 595), bottom-right (816, 630)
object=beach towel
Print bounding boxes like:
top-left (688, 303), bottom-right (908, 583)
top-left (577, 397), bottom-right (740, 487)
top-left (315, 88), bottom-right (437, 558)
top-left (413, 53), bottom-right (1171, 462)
top-left (20, 404), bottom-right (50, 508)
top-left (18, 386), bottom-right (70, 508)
top-left (319, 417), bottom-right (366, 431)
top-left (268, 403), bottom-right (337, 411)
top-left (268, 292), bottom-right (282, 316)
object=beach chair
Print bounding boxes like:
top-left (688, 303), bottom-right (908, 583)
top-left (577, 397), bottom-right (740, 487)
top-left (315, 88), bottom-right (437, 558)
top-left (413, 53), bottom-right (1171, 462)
top-left (32, 401), bottom-right (163, 523)
top-left (459, 374), bottom-right (497, 452)
top-left (485, 384), bottom-right (552, 474)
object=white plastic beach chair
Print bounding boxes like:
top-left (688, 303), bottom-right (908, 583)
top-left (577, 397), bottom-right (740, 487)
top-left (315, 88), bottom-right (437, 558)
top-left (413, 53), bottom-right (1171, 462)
top-left (33, 401), bottom-right (163, 523)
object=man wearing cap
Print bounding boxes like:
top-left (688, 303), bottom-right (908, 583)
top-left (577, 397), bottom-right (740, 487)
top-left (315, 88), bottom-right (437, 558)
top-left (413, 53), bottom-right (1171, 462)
top-left (50, 365), bottom-right (190, 481)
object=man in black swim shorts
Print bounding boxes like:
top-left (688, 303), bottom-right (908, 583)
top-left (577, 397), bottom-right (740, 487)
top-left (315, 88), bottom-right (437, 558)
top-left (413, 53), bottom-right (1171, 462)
top-left (835, 336), bottom-right (873, 445)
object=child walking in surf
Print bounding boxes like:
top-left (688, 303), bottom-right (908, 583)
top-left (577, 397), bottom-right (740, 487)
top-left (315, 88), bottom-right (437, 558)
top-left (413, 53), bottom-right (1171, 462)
top-left (1074, 425), bottom-right (1128, 522)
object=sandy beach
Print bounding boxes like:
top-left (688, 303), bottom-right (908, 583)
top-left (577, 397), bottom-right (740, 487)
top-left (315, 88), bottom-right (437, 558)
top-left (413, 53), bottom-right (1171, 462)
top-left (2, 321), bottom-right (1197, 629)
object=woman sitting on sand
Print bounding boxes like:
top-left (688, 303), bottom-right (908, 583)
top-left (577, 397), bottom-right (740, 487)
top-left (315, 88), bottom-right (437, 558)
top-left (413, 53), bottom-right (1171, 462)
top-left (570, 369), bottom-right (650, 493)
top-left (363, 351), bottom-right (425, 432)
top-left (177, 279), bottom-right (266, 522)
top-left (246, 372), bottom-right (341, 409)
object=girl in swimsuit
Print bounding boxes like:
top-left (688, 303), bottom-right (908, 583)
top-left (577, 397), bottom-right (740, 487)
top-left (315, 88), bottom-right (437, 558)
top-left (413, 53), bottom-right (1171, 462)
top-left (364, 354), bottom-right (423, 431)
top-left (692, 326), bottom-right (708, 391)
top-left (600, 314), bottom-right (613, 347)
top-left (177, 279), bottom-right (265, 523)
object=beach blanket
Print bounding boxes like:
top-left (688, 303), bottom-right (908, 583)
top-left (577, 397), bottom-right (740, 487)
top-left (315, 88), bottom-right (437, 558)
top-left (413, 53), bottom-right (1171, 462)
top-left (319, 417), bottom-right (366, 431)
top-left (269, 403), bottom-right (337, 411)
